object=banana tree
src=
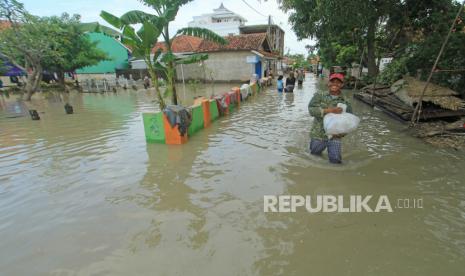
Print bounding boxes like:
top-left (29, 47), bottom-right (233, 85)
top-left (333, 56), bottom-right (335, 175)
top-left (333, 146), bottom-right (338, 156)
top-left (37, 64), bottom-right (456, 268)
top-left (100, 10), bottom-right (166, 109)
top-left (121, 0), bottom-right (228, 105)
top-left (163, 27), bottom-right (227, 105)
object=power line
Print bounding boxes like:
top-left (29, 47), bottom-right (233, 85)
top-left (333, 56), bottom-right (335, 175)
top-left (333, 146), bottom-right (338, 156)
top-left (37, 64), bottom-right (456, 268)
top-left (240, 0), bottom-right (267, 17)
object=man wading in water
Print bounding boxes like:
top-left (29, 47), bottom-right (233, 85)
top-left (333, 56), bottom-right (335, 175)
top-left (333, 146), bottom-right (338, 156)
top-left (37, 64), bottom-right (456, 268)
top-left (308, 73), bottom-right (352, 163)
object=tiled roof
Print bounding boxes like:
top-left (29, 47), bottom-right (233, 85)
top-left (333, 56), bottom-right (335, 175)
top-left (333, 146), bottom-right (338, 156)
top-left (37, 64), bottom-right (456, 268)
top-left (152, 35), bottom-right (203, 53)
top-left (196, 33), bottom-right (267, 52)
top-left (151, 33), bottom-right (276, 58)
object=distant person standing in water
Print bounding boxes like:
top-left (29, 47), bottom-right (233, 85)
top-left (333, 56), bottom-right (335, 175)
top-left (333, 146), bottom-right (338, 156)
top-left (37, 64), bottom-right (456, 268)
top-left (143, 76), bottom-right (150, 89)
top-left (297, 70), bottom-right (304, 87)
top-left (285, 72), bottom-right (296, 93)
top-left (308, 73), bottom-right (352, 164)
top-left (277, 75), bottom-right (284, 93)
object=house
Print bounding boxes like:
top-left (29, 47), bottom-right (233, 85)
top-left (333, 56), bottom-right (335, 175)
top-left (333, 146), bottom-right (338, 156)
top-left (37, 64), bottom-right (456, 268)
top-left (187, 3), bottom-right (247, 36)
top-left (179, 33), bottom-right (278, 82)
top-left (186, 4), bottom-right (285, 77)
top-left (239, 24), bottom-right (285, 76)
top-left (76, 32), bottom-right (131, 80)
top-left (129, 35), bottom-right (203, 79)
top-left (379, 57), bottom-right (393, 71)
top-left (129, 33), bottom-right (278, 82)
top-left (239, 24), bottom-right (284, 56)
top-left (131, 35), bottom-right (203, 70)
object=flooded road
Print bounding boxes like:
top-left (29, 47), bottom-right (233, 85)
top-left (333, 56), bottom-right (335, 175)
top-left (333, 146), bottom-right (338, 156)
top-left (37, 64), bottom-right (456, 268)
top-left (1, 75), bottom-right (464, 275)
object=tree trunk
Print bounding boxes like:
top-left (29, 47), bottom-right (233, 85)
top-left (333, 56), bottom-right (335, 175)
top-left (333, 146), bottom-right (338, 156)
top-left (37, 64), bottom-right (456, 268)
top-left (32, 68), bottom-right (42, 93)
top-left (145, 56), bottom-right (165, 110)
top-left (24, 64), bottom-right (41, 101)
top-left (57, 71), bottom-right (68, 92)
top-left (164, 26), bottom-right (178, 106)
top-left (169, 65), bottom-right (177, 105)
top-left (366, 19), bottom-right (378, 77)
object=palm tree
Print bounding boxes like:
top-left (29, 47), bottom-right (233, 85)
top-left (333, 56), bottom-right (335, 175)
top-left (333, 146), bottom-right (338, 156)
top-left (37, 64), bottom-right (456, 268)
top-left (101, 0), bottom-right (227, 108)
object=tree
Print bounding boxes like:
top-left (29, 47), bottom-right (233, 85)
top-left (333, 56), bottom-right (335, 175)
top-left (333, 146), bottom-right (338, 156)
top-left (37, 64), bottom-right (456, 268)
top-left (41, 13), bottom-right (108, 91)
top-left (0, 1), bottom-right (53, 100)
top-left (285, 53), bottom-right (308, 69)
top-left (0, 1), bottom-right (107, 99)
top-left (102, 0), bottom-right (227, 107)
top-left (373, 0), bottom-right (465, 96)
top-left (279, 0), bottom-right (399, 76)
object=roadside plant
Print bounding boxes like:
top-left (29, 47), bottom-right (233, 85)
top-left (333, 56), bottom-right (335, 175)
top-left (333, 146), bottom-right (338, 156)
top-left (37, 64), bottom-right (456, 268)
top-left (101, 0), bottom-right (227, 109)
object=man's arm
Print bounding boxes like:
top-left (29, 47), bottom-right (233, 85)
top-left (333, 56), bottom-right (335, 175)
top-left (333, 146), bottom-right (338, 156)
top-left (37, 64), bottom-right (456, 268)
top-left (308, 93), bottom-right (324, 118)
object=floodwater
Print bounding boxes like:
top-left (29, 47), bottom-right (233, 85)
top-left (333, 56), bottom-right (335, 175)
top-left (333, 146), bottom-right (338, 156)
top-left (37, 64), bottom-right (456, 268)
top-left (1, 76), bottom-right (464, 275)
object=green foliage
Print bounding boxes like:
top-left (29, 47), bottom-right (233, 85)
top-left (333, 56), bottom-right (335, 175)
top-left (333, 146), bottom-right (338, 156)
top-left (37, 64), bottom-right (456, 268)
top-left (41, 13), bottom-right (108, 74)
top-left (101, 9), bottom-right (166, 109)
top-left (0, 1), bottom-right (108, 97)
top-left (280, 0), bottom-right (401, 76)
top-left (0, 58), bottom-right (7, 75)
top-left (279, 0), bottom-right (465, 95)
top-left (378, 56), bottom-right (408, 85)
top-left (0, 1), bottom-right (65, 98)
top-left (103, 0), bottom-right (227, 107)
top-left (78, 22), bottom-right (122, 37)
top-left (0, 10), bottom-right (55, 68)
top-left (93, 22), bottom-right (101, 33)
top-left (285, 53), bottom-right (309, 69)
top-left (335, 45), bottom-right (358, 67)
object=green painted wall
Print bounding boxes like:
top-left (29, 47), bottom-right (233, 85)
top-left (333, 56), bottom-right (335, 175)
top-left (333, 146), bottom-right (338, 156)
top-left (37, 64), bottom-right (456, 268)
top-left (76, 32), bottom-right (129, 74)
top-left (143, 113), bottom-right (165, 144)
top-left (188, 105), bottom-right (204, 136)
top-left (210, 100), bottom-right (219, 121)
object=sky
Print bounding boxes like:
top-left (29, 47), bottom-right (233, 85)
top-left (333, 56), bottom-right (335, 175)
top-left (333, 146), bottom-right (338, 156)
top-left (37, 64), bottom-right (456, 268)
top-left (20, 0), bottom-right (315, 55)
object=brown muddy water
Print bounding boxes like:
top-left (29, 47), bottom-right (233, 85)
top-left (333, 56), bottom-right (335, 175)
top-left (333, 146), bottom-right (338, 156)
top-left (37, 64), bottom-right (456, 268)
top-left (0, 76), bottom-right (464, 275)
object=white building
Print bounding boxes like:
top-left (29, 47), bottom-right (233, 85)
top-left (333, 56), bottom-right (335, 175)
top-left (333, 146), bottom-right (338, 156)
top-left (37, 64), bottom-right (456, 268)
top-left (187, 3), bottom-right (247, 36)
top-left (379, 57), bottom-right (393, 72)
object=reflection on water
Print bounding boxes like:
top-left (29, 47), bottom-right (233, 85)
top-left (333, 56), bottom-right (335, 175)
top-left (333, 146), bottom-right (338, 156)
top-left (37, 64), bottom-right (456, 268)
top-left (1, 77), bottom-right (465, 275)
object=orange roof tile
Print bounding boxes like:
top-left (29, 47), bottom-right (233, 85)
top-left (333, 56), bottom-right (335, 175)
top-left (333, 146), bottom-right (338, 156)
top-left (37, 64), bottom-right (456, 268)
top-left (151, 33), bottom-right (276, 58)
top-left (152, 35), bottom-right (204, 53)
top-left (197, 33), bottom-right (267, 52)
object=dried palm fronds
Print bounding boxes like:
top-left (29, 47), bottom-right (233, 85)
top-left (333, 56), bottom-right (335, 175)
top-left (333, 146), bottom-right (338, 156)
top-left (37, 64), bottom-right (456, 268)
top-left (392, 76), bottom-right (465, 110)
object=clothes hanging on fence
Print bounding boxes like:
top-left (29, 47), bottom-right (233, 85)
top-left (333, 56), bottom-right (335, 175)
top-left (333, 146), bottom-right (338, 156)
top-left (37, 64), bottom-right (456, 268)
top-left (228, 91), bottom-right (238, 105)
top-left (214, 95), bottom-right (228, 116)
top-left (163, 105), bottom-right (192, 136)
top-left (240, 84), bottom-right (250, 101)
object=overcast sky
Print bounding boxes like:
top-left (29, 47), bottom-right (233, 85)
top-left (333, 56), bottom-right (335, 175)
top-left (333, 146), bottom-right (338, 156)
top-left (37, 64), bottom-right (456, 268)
top-left (20, 0), bottom-right (315, 55)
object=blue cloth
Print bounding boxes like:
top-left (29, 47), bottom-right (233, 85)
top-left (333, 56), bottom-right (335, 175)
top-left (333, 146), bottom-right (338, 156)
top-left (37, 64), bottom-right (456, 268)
top-left (278, 88), bottom-right (283, 93)
top-left (310, 138), bottom-right (342, 164)
top-left (277, 79), bottom-right (283, 89)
